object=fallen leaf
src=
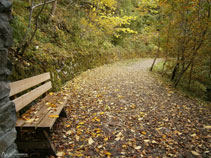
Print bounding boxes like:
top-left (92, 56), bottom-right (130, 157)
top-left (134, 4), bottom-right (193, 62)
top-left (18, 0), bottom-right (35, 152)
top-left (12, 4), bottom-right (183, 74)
top-left (26, 118), bottom-right (34, 123)
top-left (191, 151), bottom-right (200, 156)
top-left (48, 115), bottom-right (59, 118)
top-left (104, 151), bottom-right (111, 156)
top-left (66, 130), bottom-right (72, 135)
top-left (191, 133), bottom-right (196, 137)
top-left (135, 146), bottom-right (141, 150)
top-left (66, 124), bottom-right (71, 128)
top-left (45, 102), bottom-right (50, 105)
top-left (75, 135), bottom-right (80, 141)
top-left (104, 137), bottom-right (109, 141)
top-left (98, 145), bottom-right (103, 148)
top-left (115, 137), bottom-right (121, 141)
top-left (141, 131), bottom-right (146, 135)
top-left (204, 125), bottom-right (211, 129)
top-left (144, 140), bottom-right (150, 143)
top-left (130, 104), bottom-right (136, 109)
top-left (56, 151), bottom-right (65, 157)
top-left (88, 137), bottom-right (94, 145)
top-left (116, 132), bottom-right (122, 137)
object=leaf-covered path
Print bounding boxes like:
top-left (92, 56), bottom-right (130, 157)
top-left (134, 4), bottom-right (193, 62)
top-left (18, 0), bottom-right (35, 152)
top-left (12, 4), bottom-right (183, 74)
top-left (52, 59), bottom-right (210, 158)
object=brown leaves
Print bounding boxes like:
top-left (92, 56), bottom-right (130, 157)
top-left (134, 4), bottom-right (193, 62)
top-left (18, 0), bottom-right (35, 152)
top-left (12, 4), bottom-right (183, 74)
top-left (51, 59), bottom-right (211, 157)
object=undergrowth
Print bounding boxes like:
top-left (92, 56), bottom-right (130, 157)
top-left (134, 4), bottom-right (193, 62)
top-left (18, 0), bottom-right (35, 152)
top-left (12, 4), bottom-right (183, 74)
top-left (153, 61), bottom-right (211, 102)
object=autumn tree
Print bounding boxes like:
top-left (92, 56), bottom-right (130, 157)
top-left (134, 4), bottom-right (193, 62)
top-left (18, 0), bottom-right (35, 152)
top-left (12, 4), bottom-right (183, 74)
top-left (156, 0), bottom-right (211, 87)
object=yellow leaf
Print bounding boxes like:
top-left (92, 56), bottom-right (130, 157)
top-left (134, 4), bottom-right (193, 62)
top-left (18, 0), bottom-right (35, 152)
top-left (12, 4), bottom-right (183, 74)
top-left (79, 122), bottom-right (85, 125)
top-left (105, 151), bottom-right (111, 156)
top-left (130, 104), bottom-right (136, 109)
top-left (49, 92), bottom-right (54, 96)
top-left (141, 131), bottom-right (146, 135)
top-left (45, 102), bottom-right (50, 105)
top-left (76, 125), bottom-right (81, 129)
top-left (104, 137), bottom-right (109, 141)
top-left (26, 118), bottom-right (34, 123)
top-left (66, 124), bottom-right (71, 128)
top-left (94, 128), bottom-right (101, 133)
top-left (48, 115), bottom-right (59, 118)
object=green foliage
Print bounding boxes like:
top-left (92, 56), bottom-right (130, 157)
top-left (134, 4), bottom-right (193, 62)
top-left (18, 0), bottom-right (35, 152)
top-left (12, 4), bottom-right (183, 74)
top-left (10, 0), bottom-right (148, 90)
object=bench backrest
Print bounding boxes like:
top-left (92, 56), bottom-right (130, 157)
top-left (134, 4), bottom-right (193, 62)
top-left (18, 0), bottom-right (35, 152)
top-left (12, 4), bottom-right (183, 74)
top-left (10, 72), bottom-right (52, 112)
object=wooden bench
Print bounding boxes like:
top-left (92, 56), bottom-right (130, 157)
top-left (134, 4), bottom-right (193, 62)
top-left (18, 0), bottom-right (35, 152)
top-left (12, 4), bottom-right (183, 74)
top-left (10, 72), bottom-right (67, 156)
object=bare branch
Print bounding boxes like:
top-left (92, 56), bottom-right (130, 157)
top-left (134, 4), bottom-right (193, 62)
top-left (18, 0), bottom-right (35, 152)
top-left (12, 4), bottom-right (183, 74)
top-left (32, 0), bottom-right (56, 10)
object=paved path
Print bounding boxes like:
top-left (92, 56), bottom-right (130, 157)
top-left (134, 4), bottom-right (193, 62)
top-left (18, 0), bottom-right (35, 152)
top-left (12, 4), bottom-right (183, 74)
top-left (52, 59), bottom-right (210, 158)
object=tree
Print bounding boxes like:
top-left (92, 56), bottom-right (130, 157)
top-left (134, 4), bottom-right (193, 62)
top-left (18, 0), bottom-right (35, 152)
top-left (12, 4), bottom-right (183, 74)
top-left (157, 0), bottom-right (211, 87)
top-left (16, 0), bottom-right (57, 56)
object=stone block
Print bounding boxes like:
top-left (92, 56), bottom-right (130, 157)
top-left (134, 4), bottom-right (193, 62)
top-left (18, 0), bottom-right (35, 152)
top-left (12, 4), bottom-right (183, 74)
top-left (0, 101), bottom-right (16, 133)
top-left (0, 81), bottom-right (10, 100)
top-left (0, 49), bottom-right (12, 80)
top-left (0, 14), bottom-right (13, 47)
top-left (0, 128), bottom-right (17, 153)
top-left (0, 0), bottom-right (12, 13)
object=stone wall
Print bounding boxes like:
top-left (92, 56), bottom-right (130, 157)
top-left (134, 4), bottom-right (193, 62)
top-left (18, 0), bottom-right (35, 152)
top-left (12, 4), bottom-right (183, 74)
top-left (0, 0), bottom-right (18, 157)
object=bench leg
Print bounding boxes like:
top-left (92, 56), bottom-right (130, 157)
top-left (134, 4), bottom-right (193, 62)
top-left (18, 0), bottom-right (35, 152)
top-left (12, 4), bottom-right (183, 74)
top-left (16, 129), bottom-right (57, 157)
top-left (43, 130), bottom-right (57, 156)
top-left (60, 108), bottom-right (67, 117)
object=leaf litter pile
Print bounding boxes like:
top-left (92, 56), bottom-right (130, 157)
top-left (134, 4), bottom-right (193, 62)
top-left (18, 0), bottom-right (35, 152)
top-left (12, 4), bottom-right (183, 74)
top-left (51, 59), bottom-right (210, 158)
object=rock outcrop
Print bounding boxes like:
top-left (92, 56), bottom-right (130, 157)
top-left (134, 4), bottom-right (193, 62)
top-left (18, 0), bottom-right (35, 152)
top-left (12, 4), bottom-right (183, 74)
top-left (0, 0), bottom-right (18, 157)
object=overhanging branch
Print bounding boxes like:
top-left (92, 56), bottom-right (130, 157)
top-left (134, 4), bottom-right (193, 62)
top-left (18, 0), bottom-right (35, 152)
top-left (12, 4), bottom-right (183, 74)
top-left (32, 0), bottom-right (56, 10)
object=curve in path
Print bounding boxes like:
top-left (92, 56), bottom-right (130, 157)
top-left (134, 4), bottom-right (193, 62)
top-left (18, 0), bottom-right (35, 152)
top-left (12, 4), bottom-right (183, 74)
top-left (52, 59), bottom-right (210, 157)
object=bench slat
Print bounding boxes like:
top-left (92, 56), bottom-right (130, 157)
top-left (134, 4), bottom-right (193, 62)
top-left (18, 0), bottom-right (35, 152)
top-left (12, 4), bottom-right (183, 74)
top-left (16, 96), bottom-right (51, 127)
top-left (37, 100), bottom-right (66, 129)
top-left (10, 72), bottom-right (51, 97)
top-left (16, 94), bottom-right (67, 129)
top-left (14, 81), bottom-right (52, 112)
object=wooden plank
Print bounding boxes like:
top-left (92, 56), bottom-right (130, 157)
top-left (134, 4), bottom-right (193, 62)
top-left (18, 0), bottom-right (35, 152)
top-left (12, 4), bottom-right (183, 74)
top-left (14, 82), bottom-right (52, 112)
top-left (37, 98), bottom-right (67, 129)
top-left (10, 72), bottom-right (50, 96)
top-left (16, 96), bottom-right (51, 127)
top-left (16, 94), bottom-right (59, 128)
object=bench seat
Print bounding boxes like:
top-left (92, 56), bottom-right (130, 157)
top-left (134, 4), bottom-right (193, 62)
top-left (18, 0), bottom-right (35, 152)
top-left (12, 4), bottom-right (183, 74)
top-left (16, 93), bottom-right (67, 129)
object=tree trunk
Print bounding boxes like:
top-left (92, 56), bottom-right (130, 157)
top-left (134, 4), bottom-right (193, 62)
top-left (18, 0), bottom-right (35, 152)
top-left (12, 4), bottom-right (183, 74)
top-left (174, 61), bottom-right (192, 87)
top-left (188, 62), bottom-right (194, 89)
top-left (18, 0), bottom-right (47, 56)
top-left (161, 57), bottom-right (167, 76)
top-left (48, 0), bottom-right (57, 21)
top-left (171, 61), bottom-right (179, 81)
top-left (150, 37), bottom-right (160, 71)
